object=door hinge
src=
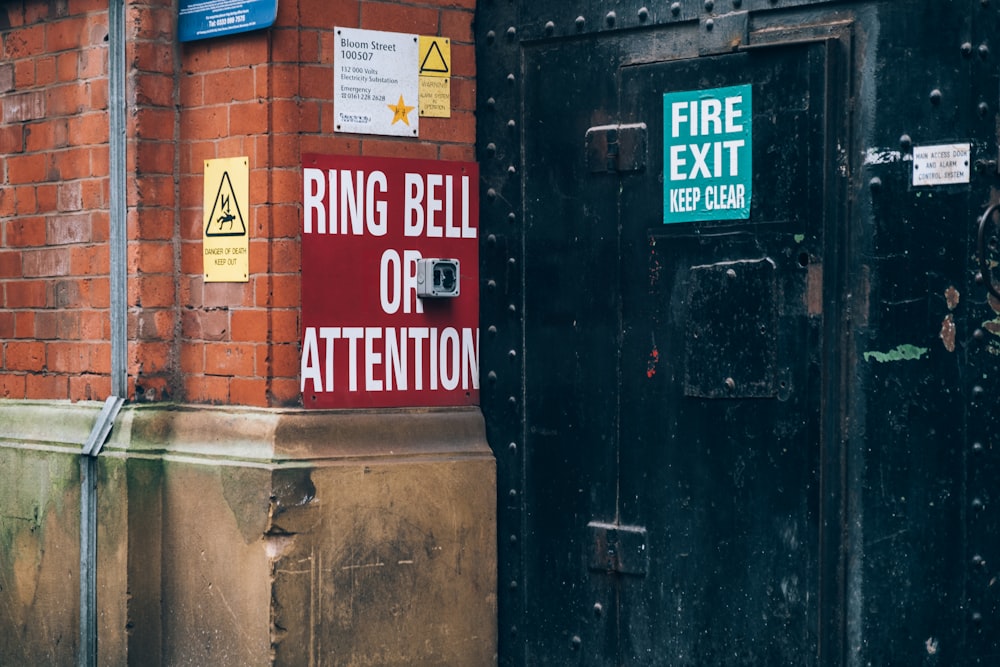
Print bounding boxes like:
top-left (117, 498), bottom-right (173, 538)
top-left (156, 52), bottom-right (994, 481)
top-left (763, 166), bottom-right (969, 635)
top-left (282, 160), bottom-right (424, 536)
top-left (585, 123), bottom-right (647, 173)
top-left (587, 521), bottom-right (648, 576)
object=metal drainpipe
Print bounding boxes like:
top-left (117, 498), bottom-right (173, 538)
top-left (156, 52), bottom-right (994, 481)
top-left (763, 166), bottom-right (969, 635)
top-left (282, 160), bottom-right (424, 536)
top-left (79, 0), bottom-right (127, 665)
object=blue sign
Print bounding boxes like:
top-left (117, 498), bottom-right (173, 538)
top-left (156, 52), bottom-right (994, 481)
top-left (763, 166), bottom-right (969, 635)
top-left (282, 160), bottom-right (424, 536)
top-left (663, 84), bottom-right (752, 223)
top-left (179, 0), bottom-right (278, 42)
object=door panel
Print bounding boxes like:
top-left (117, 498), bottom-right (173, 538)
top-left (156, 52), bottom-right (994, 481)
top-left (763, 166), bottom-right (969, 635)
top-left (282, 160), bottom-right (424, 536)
top-left (520, 34), bottom-right (842, 665)
top-left (616, 42), bottom-right (834, 665)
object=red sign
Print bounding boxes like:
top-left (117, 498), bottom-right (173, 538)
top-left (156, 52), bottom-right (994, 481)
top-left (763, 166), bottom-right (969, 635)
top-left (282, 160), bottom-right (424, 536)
top-left (300, 153), bottom-right (479, 408)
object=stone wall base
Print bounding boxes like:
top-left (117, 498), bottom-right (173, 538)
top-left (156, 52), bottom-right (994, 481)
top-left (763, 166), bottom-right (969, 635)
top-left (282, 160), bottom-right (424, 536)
top-left (0, 401), bottom-right (497, 666)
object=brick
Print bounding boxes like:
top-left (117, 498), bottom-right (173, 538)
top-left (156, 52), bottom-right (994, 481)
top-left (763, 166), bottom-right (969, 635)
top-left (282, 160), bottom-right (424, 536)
top-left (68, 0), bottom-right (110, 15)
top-left (440, 9), bottom-right (474, 44)
top-left (26, 373), bottom-right (67, 400)
top-left (227, 34), bottom-right (268, 67)
top-left (14, 186), bottom-right (37, 215)
top-left (132, 274), bottom-right (175, 308)
top-left (135, 72), bottom-right (175, 107)
top-left (90, 145), bottom-right (109, 175)
top-left (132, 41), bottom-right (173, 75)
top-left (257, 273), bottom-right (299, 308)
top-left (44, 341), bottom-right (87, 375)
top-left (51, 147), bottom-right (94, 180)
top-left (35, 55), bottom-right (57, 85)
top-left (70, 245), bottom-right (109, 276)
top-left (0, 251), bottom-right (22, 278)
top-left (23, 248), bottom-right (71, 277)
top-left (25, 118), bottom-right (69, 152)
top-left (55, 51), bottom-right (78, 81)
top-left (135, 141), bottom-right (176, 175)
top-left (45, 81), bottom-right (89, 116)
top-left (182, 43), bottom-right (229, 72)
top-left (129, 241), bottom-right (174, 274)
top-left (181, 308), bottom-right (228, 340)
top-left (6, 280), bottom-right (47, 308)
top-left (5, 217), bottom-right (47, 247)
top-left (181, 106), bottom-right (228, 140)
top-left (184, 374), bottom-right (229, 403)
top-left (135, 341), bottom-right (171, 373)
top-left (46, 16), bottom-right (87, 52)
top-left (299, 0), bottom-right (358, 28)
top-left (229, 100), bottom-right (268, 135)
top-left (80, 309), bottom-right (108, 339)
top-left (203, 280), bottom-right (252, 308)
top-left (0, 374), bottom-right (27, 400)
top-left (88, 78), bottom-right (107, 109)
top-left (13, 59), bottom-right (34, 88)
top-left (48, 213), bottom-right (92, 244)
top-left (132, 174), bottom-right (176, 208)
top-left (206, 341), bottom-right (256, 376)
top-left (420, 110), bottom-right (474, 144)
top-left (179, 73), bottom-right (204, 107)
top-left (6, 341), bottom-right (45, 371)
top-left (78, 45), bottom-right (106, 79)
top-left (3, 90), bottom-right (46, 123)
top-left (270, 309), bottom-right (299, 342)
top-left (229, 377), bottom-right (266, 406)
top-left (35, 184), bottom-right (58, 212)
top-left (35, 310), bottom-right (80, 340)
top-left (57, 181), bottom-right (83, 212)
top-left (0, 312), bottom-right (13, 337)
top-left (268, 342), bottom-right (300, 377)
top-left (268, 377), bottom-right (301, 407)
top-left (69, 374), bottom-right (112, 402)
top-left (439, 142), bottom-right (475, 162)
top-left (361, 140), bottom-right (438, 160)
top-left (130, 207), bottom-right (174, 241)
top-left (0, 62), bottom-right (14, 92)
top-left (180, 343), bottom-right (204, 374)
top-left (203, 67), bottom-right (256, 105)
top-left (134, 107), bottom-right (175, 141)
top-left (230, 309), bottom-right (267, 342)
top-left (361, 2), bottom-right (439, 35)
top-left (130, 4), bottom-right (173, 41)
top-left (133, 309), bottom-right (175, 341)
top-left (4, 25), bottom-right (46, 59)
top-left (179, 241), bottom-right (202, 274)
top-left (14, 312), bottom-right (34, 338)
top-left (68, 112), bottom-right (110, 145)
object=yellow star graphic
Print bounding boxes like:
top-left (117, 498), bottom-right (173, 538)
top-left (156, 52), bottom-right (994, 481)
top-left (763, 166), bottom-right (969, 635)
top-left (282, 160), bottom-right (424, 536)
top-left (387, 95), bottom-right (415, 126)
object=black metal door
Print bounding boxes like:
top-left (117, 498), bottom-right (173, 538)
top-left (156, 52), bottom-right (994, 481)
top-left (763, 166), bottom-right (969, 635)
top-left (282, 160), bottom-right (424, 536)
top-left (511, 30), bottom-right (847, 667)
top-left (615, 41), bottom-right (841, 665)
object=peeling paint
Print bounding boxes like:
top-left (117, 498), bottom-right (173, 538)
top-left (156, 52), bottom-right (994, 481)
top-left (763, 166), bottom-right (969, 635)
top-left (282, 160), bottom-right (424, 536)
top-left (646, 346), bottom-right (660, 378)
top-left (940, 314), bottom-right (956, 352)
top-left (863, 147), bottom-right (908, 165)
top-left (944, 285), bottom-right (960, 311)
top-left (863, 344), bottom-right (929, 363)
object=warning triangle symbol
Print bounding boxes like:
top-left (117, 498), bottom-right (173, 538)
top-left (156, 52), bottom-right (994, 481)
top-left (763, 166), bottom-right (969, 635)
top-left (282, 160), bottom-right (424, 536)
top-left (420, 40), bottom-right (449, 74)
top-left (206, 171), bottom-right (247, 237)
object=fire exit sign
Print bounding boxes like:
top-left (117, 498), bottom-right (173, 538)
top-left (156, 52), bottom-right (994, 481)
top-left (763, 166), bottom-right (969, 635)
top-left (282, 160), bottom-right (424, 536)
top-left (663, 84), bottom-right (752, 223)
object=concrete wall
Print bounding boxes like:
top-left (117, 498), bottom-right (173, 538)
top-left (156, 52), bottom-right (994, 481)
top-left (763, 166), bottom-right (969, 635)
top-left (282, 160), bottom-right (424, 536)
top-left (0, 400), bottom-right (496, 665)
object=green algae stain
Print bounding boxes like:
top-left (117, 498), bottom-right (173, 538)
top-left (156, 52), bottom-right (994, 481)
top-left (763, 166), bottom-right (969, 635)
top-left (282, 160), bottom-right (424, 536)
top-left (863, 344), bottom-right (929, 363)
top-left (793, 234), bottom-right (805, 244)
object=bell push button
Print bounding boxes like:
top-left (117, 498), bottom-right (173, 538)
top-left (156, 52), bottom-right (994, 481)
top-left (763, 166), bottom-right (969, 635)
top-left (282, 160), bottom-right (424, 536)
top-left (416, 258), bottom-right (460, 298)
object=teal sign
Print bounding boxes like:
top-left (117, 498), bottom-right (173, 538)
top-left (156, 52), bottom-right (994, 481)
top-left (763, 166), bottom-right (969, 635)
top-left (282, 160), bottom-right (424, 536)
top-left (663, 84), bottom-right (752, 223)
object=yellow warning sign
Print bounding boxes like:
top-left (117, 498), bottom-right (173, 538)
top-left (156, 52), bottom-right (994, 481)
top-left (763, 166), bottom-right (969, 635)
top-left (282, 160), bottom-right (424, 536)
top-left (418, 36), bottom-right (451, 117)
top-left (418, 36), bottom-right (450, 77)
top-left (203, 157), bottom-right (249, 283)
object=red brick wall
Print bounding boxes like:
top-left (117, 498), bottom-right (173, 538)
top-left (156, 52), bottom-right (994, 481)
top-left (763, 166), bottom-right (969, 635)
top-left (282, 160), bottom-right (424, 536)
top-left (0, 0), bottom-right (476, 407)
top-left (0, 0), bottom-right (112, 401)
